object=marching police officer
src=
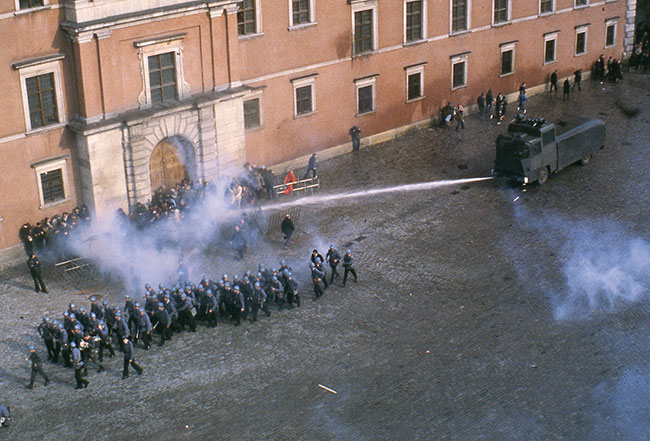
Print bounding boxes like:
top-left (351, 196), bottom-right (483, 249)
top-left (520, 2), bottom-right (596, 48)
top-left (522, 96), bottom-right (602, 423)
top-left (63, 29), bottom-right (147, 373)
top-left (37, 316), bottom-right (55, 361)
top-left (342, 249), bottom-right (359, 286)
top-left (27, 253), bottom-right (47, 293)
top-left (251, 282), bottom-right (271, 322)
top-left (326, 245), bottom-right (341, 284)
top-left (121, 337), bottom-right (143, 379)
top-left (204, 290), bottom-right (219, 327)
top-left (154, 303), bottom-right (172, 346)
top-left (136, 305), bottom-right (153, 350)
top-left (231, 285), bottom-right (245, 326)
top-left (71, 341), bottom-right (89, 389)
top-left (26, 344), bottom-right (49, 389)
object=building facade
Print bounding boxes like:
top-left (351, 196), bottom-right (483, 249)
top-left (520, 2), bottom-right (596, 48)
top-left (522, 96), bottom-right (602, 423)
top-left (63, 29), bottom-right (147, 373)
top-left (0, 0), bottom-right (635, 253)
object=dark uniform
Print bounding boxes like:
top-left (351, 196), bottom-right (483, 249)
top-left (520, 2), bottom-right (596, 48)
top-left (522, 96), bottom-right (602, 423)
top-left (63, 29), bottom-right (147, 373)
top-left (342, 250), bottom-right (359, 286)
top-left (154, 304), bottom-right (172, 346)
top-left (231, 286), bottom-right (245, 326)
top-left (310, 263), bottom-right (326, 300)
top-left (95, 321), bottom-right (115, 362)
top-left (285, 276), bottom-right (300, 308)
top-left (121, 338), bottom-right (143, 379)
top-left (37, 317), bottom-right (55, 361)
top-left (204, 290), bottom-right (219, 327)
top-left (251, 283), bottom-right (271, 322)
top-left (326, 245), bottom-right (341, 284)
top-left (281, 214), bottom-right (295, 248)
top-left (27, 253), bottom-right (47, 293)
top-left (136, 308), bottom-right (153, 349)
top-left (176, 295), bottom-right (197, 332)
top-left (27, 346), bottom-right (49, 389)
top-left (71, 342), bottom-right (89, 389)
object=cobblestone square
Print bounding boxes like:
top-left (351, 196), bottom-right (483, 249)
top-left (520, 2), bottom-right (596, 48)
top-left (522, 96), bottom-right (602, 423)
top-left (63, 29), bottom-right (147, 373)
top-left (1, 75), bottom-right (650, 440)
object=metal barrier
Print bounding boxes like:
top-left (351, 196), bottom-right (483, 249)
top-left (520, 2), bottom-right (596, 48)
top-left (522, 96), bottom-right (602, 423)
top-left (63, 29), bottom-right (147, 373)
top-left (272, 176), bottom-right (320, 198)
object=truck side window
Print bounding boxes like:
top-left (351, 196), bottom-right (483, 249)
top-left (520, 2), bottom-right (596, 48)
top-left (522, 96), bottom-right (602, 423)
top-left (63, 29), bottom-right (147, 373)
top-left (542, 130), bottom-right (555, 145)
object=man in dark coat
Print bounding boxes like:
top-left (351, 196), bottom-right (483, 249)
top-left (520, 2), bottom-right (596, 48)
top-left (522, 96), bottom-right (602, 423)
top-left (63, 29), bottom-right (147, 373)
top-left (342, 249), bottom-right (359, 286)
top-left (26, 345), bottom-right (49, 389)
top-left (27, 253), bottom-right (47, 293)
top-left (563, 78), bottom-right (571, 100)
top-left (550, 70), bottom-right (558, 92)
top-left (326, 245), bottom-right (341, 284)
top-left (281, 214), bottom-right (295, 249)
top-left (302, 153), bottom-right (317, 179)
top-left (121, 337), bottom-right (143, 379)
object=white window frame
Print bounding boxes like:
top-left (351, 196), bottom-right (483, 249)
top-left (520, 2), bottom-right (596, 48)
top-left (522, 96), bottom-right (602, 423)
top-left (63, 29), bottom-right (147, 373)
top-left (605, 19), bottom-right (617, 48)
top-left (539, 0), bottom-right (555, 15)
top-left (450, 0), bottom-right (472, 34)
top-left (135, 35), bottom-right (189, 109)
top-left (405, 64), bottom-right (425, 102)
top-left (288, 0), bottom-right (316, 29)
top-left (544, 32), bottom-right (559, 65)
top-left (575, 25), bottom-right (588, 56)
top-left (574, 0), bottom-right (589, 8)
top-left (404, 0), bottom-right (427, 44)
top-left (292, 76), bottom-right (316, 118)
top-left (243, 91), bottom-right (264, 130)
top-left (351, 0), bottom-right (378, 55)
top-left (33, 157), bottom-right (70, 208)
top-left (16, 56), bottom-right (66, 133)
top-left (500, 42), bottom-right (516, 77)
top-left (492, 0), bottom-right (511, 25)
top-left (238, 0), bottom-right (263, 37)
top-left (450, 53), bottom-right (468, 90)
top-left (355, 76), bottom-right (376, 116)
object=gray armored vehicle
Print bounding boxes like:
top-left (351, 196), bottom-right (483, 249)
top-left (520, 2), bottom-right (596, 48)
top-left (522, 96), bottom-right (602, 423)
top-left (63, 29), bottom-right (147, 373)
top-left (493, 116), bottom-right (606, 184)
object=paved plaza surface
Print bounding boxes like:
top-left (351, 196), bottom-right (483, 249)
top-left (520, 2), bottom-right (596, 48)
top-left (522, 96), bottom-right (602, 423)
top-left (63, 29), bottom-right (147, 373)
top-left (1, 75), bottom-right (650, 440)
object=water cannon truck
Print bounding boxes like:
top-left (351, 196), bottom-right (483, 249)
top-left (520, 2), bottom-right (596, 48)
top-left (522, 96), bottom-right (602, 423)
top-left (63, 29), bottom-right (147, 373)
top-left (492, 116), bottom-right (606, 185)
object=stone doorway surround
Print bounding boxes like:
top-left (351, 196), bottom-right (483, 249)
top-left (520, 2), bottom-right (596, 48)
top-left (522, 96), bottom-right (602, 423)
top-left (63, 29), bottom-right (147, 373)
top-left (70, 87), bottom-right (249, 216)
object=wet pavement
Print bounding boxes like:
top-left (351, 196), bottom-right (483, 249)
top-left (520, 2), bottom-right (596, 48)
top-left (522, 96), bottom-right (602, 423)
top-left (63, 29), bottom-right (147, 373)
top-left (1, 74), bottom-right (650, 440)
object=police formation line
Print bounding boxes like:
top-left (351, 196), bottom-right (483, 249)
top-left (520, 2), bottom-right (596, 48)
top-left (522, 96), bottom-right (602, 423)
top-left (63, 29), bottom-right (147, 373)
top-left (29, 246), bottom-right (358, 390)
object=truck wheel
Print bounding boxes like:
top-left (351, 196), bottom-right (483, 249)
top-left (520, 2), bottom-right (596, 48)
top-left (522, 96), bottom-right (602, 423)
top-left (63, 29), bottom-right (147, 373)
top-left (537, 167), bottom-right (549, 185)
top-left (579, 154), bottom-right (592, 165)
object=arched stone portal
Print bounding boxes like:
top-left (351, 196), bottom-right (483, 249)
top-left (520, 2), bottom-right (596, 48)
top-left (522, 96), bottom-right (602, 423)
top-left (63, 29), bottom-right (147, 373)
top-left (149, 135), bottom-right (196, 191)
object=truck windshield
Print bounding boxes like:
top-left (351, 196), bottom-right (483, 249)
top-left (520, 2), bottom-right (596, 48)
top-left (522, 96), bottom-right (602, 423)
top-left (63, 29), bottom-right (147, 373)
top-left (498, 139), bottom-right (529, 158)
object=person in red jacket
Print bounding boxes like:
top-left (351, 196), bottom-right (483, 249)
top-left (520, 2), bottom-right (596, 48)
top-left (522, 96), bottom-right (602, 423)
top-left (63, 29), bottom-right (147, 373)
top-left (283, 170), bottom-right (297, 194)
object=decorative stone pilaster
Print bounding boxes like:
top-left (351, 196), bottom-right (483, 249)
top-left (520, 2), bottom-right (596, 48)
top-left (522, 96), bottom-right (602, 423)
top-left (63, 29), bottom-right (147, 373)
top-left (624, 0), bottom-right (637, 59)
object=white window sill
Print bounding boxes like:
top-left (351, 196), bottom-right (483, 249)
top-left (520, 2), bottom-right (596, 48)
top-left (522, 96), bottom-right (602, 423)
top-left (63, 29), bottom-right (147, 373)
top-left (604, 44), bottom-right (616, 49)
top-left (352, 50), bottom-right (376, 59)
top-left (539, 11), bottom-right (556, 17)
top-left (451, 84), bottom-right (468, 91)
top-left (574, 52), bottom-right (588, 57)
top-left (26, 122), bottom-right (66, 136)
top-left (406, 96), bottom-right (425, 104)
top-left (40, 197), bottom-right (71, 210)
top-left (573, 5), bottom-right (589, 10)
top-left (288, 22), bottom-right (317, 32)
top-left (294, 111), bottom-right (316, 119)
top-left (450, 30), bottom-right (470, 37)
top-left (356, 110), bottom-right (376, 117)
top-left (14, 5), bottom-right (51, 16)
top-left (543, 59), bottom-right (557, 65)
top-left (491, 21), bottom-right (511, 28)
top-left (239, 32), bottom-right (264, 41)
top-left (499, 71), bottom-right (515, 78)
top-left (245, 124), bottom-right (264, 132)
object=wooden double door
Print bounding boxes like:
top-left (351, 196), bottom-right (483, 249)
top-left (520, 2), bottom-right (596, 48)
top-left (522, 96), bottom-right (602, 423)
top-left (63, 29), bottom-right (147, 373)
top-left (149, 140), bottom-right (190, 191)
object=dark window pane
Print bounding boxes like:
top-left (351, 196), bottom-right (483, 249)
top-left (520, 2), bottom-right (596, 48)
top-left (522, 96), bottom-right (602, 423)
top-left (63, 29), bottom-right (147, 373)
top-left (406, 1), bottom-right (423, 42)
top-left (26, 73), bottom-right (58, 129)
top-left (244, 98), bottom-right (261, 129)
top-left (151, 89), bottom-right (163, 104)
top-left (148, 56), bottom-right (160, 70)
top-left (150, 72), bottom-right (162, 87)
top-left (354, 10), bottom-right (373, 54)
top-left (149, 53), bottom-right (177, 104)
top-left (501, 50), bottom-right (513, 74)
top-left (296, 85), bottom-right (312, 115)
top-left (575, 0), bottom-right (587, 5)
top-left (545, 40), bottom-right (556, 62)
top-left (162, 68), bottom-right (175, 84)
top-left (606, 25), bottom-right (615, 46)
top-left (452, 0), bottom-right (467, 32)
top-left (358, 85), bottom-right (373, 114)
top-left (494, 0), bottom-right (508, 23)
top-left (163, 85), bottom-right (177, 101)
top-left (407, 73), bottom-right (421, 100)
top-left (238, 0), bottom-right (257, 35)
top-left (453, 61), bottom-right (466, 88)
top-left (540, 0), bottom-right (553, 13)
top-left (576, 32), bottom-right (586, 54)
top-left (41, 169), bottom-right (65, 204)
top-left (20, 0), bottom-right (43, 9)
top-left (292, 0), bottom-right (311, 25)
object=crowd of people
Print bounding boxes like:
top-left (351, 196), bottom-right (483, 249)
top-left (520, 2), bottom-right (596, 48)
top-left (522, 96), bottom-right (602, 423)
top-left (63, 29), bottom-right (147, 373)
top-left (30, 246), bottom-right (359, 390)
top-left (18, 206), bottom-right (91, 260)
top-left (629, 28), bottom-right (650, 73)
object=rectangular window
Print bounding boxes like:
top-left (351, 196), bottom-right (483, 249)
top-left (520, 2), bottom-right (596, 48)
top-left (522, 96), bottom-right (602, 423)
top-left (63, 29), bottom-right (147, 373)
top-left (40, 168), bottom-right (65, 204)
top-left (148, 52), bottom-right (177, 104)
top-left (33, 158), bottom-right (69, 207)
top-left (292, 0), bottom-right (311, 25)
top-left (500, 46), bottom-right (514, 75)
top-left (575, 0), bottom-right (588, 6)
top-left (19, 0), bottom-right (44, 9)
top-left (355, 76), bottom-right (376, 115)
top-left (452, 0), bottom-right (468, 33)
top-left (605, 21), bottom-right (616, 47)
top-left (540, 0), bottom-right (554, 14)
top-left (238, 0), bottom-right (257, 36)
top-left (494, 0), bottom-right (509, 24)
top-left (406, 1), bottom-right (423, 42)
top-left (354, 10), bottom-right (374, 54)
top-left (405, 65), bottom-right (425, 101)
top-left (244, 98), bottom-right (261, 129)
top-left (544, 33), bottom-right (558, 64)
top-left (292, 76), bottom-right (316, 117)
top-left (451, 54), bottom-right (468, 89)
top-left (575, 27), bottom-right (588, 55)
top-left (26, 73), bottom-right (59, 129)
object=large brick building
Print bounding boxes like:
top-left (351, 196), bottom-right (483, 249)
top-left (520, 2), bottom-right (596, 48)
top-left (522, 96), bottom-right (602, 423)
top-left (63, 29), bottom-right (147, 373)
top-left (0, 0), bottom-right (636, 254)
